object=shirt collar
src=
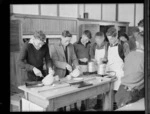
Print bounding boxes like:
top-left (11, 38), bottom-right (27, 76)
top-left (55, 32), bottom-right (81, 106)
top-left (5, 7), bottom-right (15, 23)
top-left (29, 38), bottom-right (34, 44)
top-left (110, 43), bottom-right (118, 47)
top-left (109, 40), bottom-right (119, 47)
top-left (96, 41), bottom-right (106, 49)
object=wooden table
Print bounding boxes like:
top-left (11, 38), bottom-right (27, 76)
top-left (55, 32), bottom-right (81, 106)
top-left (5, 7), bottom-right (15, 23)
top-left (18, 75), bottom-right (115, 111)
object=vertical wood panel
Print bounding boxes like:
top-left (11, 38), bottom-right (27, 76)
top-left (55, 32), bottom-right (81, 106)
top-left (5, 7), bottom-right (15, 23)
top-left (57, 4), bottom-right (59, 17)
top-left (59, 20), bottom-right (77, 34)
top-left (134, 4), bottom-right (136, 26)
top-left (38, 5), bottom-right (41, 15)
top-left (116, 4), bottom-right (118, 21)
top-left (10, 20), bottom-right (22, 52)
top-left (10, 52), bottom-right (27, 94)
top-left (101, 4), bottom-right (103, 20)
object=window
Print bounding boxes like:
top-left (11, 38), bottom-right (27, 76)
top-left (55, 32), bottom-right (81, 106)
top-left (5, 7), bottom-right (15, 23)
top-left (12, 4), bottom-right (39, 15)
top-left (85, 4), bottom-right (101, 20)
top-left (41, 4), bottom-right (57, 16)
top-left (59, 4), bottom-right (78, 18)
top-left (135, 4), bottom-right (144, 26)
top-left (102, 4), bottom-right (116, 21)
top-left (118, 4), bottom-right (134, 26)
top-left (78, 4), bottom-right (84, 18)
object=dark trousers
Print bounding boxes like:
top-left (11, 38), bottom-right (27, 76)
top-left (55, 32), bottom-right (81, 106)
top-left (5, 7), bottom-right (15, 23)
top-left (115, 85), bottom-right (144, 108)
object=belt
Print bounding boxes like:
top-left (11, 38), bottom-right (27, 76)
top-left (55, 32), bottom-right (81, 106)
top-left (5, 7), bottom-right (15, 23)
top-left (79, 60), bottom-right (88, 65)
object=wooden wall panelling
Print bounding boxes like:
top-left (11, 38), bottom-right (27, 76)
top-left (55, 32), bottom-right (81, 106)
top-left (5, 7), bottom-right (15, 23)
top-left (10, 52), bottom-right (26, 94)
top-left (22, 18), bottom-right (32, 35)
top-left (59, 20), bottom-right (77, 34)
top-left (13, 14), bottom-right (78, 35)
top-left (10, 20), bottom-right (22, 52)
top-left (41, 19), bottom-right (60, 35)
top-left (32, 19), bottom-right (41, 33)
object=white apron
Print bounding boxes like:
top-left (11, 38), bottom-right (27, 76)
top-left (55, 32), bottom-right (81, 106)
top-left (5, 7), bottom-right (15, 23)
top-left (106, 45), bottom-right (124, 90)
top-left (95, 48), bottom-right (105, 64)
top-left (94, 47), bottom-right (105, 71)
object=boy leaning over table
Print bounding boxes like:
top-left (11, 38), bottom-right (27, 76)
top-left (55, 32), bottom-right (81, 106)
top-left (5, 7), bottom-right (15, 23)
top-left (18, 30), bottom-right (54, 82)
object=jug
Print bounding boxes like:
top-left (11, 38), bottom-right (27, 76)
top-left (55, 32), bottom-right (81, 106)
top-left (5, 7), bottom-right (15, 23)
top-left (88, 61), bottom-right (96, 73)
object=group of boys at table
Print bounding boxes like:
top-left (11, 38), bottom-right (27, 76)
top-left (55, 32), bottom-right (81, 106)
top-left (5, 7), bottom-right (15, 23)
top-left (18, 19), bottom-right (144, 111)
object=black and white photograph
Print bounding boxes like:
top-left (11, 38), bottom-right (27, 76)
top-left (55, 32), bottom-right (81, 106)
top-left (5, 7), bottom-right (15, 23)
top-left (9, 3), bottom-right (149, 112)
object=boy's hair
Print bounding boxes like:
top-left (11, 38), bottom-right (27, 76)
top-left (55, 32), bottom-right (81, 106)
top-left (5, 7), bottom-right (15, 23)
top-left (95, 32), bottom-right (104, 37)
top-left (138, 19), bottom-right (144, 27)
top-left (83, 30), bottom-right (92, 39)
top-left (34, 30), bottom-right (46, 42)
top-left (119, 32), bottom-right (129, 41)
top-left (62, 30), bottom-right (72, 37)
top-left (106, 27), bottom-right (117, 37)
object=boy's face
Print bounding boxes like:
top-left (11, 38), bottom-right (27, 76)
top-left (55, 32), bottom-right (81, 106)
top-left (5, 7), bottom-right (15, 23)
top-left (81, 34), bottom-right (89, 44)
top-left (107, 35), bottom-right (117, 45)
top-left (33, 38), bottom-right (45, 50)
top-left (95, 36), bottom-right (104, 45)
top-left (133, 32), bottom-right (139, 39)
top-left (61, 36), bottom-right (71, 46)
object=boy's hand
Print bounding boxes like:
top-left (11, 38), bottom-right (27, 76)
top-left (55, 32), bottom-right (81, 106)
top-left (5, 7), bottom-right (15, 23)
top-left (33, 67), bottom-right (43, 77)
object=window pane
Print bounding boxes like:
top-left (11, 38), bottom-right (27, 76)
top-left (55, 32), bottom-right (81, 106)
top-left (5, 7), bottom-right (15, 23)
top-left (12, 4), bottom-right (39, 15)
top-left (85, 4), bottom-right (101, 20)
top-left (135, 4), bottom-right (144, 26)
top-left (102, 4), bottom-right (116, 21)
top-left (78, 4), bottom-right (84, 18)
top-left (59, 4), bottom-right (78, 18)
top-left (41, 4), bottom-right (57, 16)
top-left (118, 4), bottom-right (134, 26)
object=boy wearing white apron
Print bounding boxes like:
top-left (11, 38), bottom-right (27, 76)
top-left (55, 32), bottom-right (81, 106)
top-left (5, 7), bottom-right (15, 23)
top-left (106, 27), bottom-right (125, 110)
top-left (90, 32), bottom-right (109, 110)
top-left (106, 27), bottom-right (125, 91)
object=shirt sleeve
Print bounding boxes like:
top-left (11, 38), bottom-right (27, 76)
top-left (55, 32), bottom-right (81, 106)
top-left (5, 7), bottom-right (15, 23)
top-left (71, 44), bottom-right (79, 69)
top-left (73, 43), bottom-right (78, 58)
top-left (123, 43), bottom-right (130, 57)
top-left (18, 43), bottom-right (34, 71)
top-left (45, 44), bottom-right (53, 70)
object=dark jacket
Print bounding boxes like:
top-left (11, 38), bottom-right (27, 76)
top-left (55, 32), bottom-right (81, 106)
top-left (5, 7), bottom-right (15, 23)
top-left (74, 38), bottom-right (91, 65)
top-left (18, 41), bottom-right (53, 81)
top-left (50, 43), bottom-right (78, 78)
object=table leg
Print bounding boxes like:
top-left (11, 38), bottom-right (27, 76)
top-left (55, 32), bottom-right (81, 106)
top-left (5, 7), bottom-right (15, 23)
top-left (46, 100), bottom-right (54, 111)
top-left (24, 92), bottom-right (28, 99)
top-left (66, 106), bottom-right (70, 111)
top-left (103, 83), bottom-right (113, 111)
